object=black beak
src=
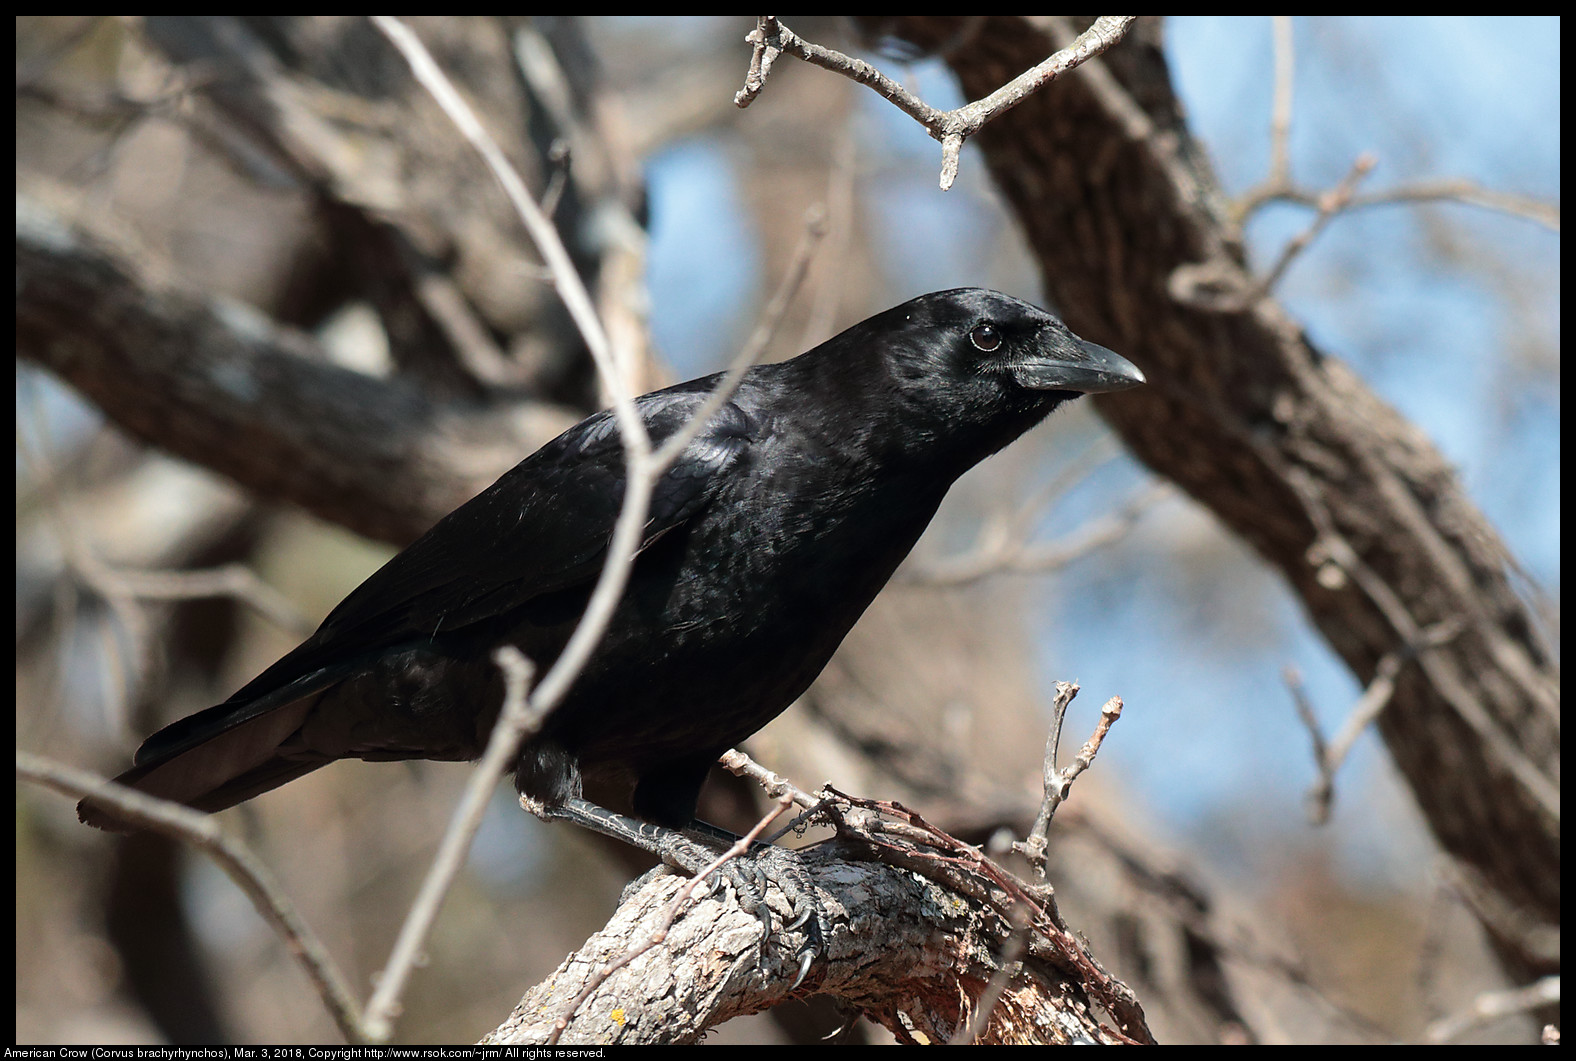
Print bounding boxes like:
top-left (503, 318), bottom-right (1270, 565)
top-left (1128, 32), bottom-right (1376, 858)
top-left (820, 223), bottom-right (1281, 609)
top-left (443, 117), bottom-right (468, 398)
top-left (1012, 332), bottom-right (1146, 395)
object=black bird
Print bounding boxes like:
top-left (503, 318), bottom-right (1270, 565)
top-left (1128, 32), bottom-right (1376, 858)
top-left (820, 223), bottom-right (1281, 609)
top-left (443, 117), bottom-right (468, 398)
top-left (79, 288), bottom-right (1142, 896)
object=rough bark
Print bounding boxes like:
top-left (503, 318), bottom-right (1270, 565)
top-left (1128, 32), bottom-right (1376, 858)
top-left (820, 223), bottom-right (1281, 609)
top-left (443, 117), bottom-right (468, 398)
top-left (483, 844), bottom-right (1146, 1046)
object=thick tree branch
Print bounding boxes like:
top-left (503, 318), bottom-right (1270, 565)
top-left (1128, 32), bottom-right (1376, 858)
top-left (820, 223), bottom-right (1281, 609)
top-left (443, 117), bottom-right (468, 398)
top-left (484, 822), bottom-right (1150, 1046)
top-left (16, 194), bottom-right (578, 545)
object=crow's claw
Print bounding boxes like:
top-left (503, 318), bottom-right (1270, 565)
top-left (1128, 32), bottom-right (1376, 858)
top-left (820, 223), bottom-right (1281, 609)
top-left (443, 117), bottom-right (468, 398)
top-left (665, 831), bottom-right (829, 988)
top-left (541, 798), bottom-right (829, 988)
top-left (729, 842), bottom-right (828, 988)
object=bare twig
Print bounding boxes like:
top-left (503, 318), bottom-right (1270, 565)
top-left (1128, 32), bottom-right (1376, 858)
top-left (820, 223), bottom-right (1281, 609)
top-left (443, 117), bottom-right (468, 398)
top-left (80, 562), bottom-right (312, 637)
top-left (1234, 19), bottom-right (1558, 234)
top-left (1203, 152), bottom-right (1382, 311)
top-left (1288, 617), bottom-right (1465, 824)
top-left (364, 648), bottom-right (536, 1040)
top-left (649, 204), bottom-right (828, 474)
top-left (1222, 14), bottom-right (1557, 317)
top-left (1245, 175), bottom-right (1560, 234)
top-left (1272, 459), bottom-right (1560, 821)
top-left (1044, 683), bottom-right (1074, 793)
top-left (824, 784), bottom-right (1152, 1044)
top-left (1425, 975), bottom-right (1560, 1043)
top-left (735, 15), bottom-right (1138, 190)
top-left (1283, 665), bottom-right (1333, 813)
top-left (17, 752), bottom-right (366, 1043)
top-left (1257, 153), bottom-right (1377, 294)
top-left (910, 479), bottom-right (1170, 587)
top-left (1016, 689), bottom-right (1125, 877)
top-left (1236, 15), bottom-right (1297, 219)
top-left (1267, 15), bottom-right (1295, 190)
top-left (718, 747), bottom-right (822, 814)
top-left (718, 746), bottom-right (835, 846)
top-left (1341, 179), bottom-right (1559, 231)
top-left (370, 17), bottom-right (637, 421)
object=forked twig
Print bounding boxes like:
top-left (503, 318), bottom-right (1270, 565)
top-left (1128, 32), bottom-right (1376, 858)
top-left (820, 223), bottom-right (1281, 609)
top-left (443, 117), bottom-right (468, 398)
top-left (736, 16), bottom-right (1137, 190)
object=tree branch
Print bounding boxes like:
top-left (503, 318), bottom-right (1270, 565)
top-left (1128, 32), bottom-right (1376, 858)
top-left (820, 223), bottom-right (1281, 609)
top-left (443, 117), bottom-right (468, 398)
top-left (17, 752), bottom-right (367, 1044)
top-left (483, 798), bottom-right (1152, 1046)
top-left (736, 15), bottom-right (1137, 189)
top-left (15, 193), bottom-right (580, 545)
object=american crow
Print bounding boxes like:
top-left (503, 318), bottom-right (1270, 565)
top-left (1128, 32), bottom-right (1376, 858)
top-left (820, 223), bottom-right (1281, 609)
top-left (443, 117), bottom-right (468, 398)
top-left (79, 288), bottom-right (1142, 887)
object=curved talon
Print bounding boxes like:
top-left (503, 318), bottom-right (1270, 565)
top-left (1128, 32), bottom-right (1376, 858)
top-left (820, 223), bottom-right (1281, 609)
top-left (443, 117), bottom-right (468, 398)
top-left (786, 904), bottom-right (812, 933)
top-left (791, 947), bottom-right (815, 991)
top-left (740, 844), bottom-right (828, 988)
top-left (724, 861), bottom-right (792, 946)
top-left (716, 860), bottom-right (765, 913)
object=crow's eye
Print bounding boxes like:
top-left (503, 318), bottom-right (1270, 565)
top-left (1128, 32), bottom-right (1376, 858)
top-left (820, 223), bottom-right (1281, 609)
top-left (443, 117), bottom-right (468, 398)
top-left (969, 323), bottom-right (1002, 352)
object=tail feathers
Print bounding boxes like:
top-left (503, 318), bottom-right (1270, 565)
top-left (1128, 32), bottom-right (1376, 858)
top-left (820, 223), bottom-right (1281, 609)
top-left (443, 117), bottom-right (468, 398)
top-left (78, 698), bottom-right (320, 831)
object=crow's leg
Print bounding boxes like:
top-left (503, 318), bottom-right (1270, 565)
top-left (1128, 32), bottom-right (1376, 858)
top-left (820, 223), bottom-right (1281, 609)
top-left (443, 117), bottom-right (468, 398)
top-left (524, 795), bottom-right (825, 987)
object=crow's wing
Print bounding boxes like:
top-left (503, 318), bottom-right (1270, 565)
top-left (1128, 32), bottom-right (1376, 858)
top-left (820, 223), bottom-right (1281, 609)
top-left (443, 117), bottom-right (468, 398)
top-left (132, 384), bottom-right (758, 768)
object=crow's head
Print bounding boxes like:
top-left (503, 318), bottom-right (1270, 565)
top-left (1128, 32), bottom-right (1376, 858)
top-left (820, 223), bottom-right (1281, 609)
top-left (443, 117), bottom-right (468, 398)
top-left (811, 288), bottom-right (1143, 470)
top-left (880, 287), bottom-right (1143, 398)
